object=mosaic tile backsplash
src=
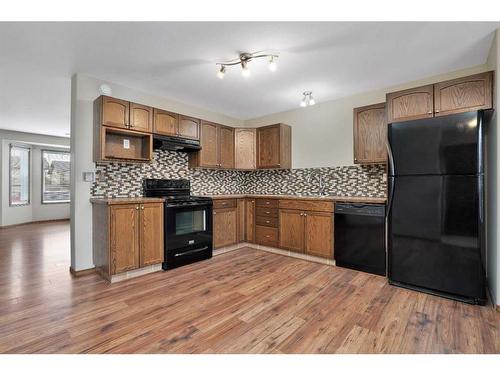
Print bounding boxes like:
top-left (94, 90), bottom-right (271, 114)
top-left (91, 150), bottom-right (386, 198)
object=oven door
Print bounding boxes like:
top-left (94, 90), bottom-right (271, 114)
top-left (165, 203), bottom-right (213, 250)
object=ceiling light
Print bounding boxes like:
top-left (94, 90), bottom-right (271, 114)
top-left (269, 56), bottom-right (278, 72)
top-left (216, 51), bottom-right (279, 79)
top-left (300, 91), bottom-right (316, 107)
top-left (241, 61), bottom-right (250, 77)
top-left (99, 84), bottom-right (112, 96)
top-left (217, 65), bottom-right (226, 79)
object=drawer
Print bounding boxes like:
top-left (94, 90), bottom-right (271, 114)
top-left (256, 215), bottom-right (278, 228)
top-left (256, 206), bottom-right (278, 218)
top-left (255, 225), bottom-right (278, 246)
top-left (255, 198), bottom-right (278, 208)
top-left (213, 199), bottom-right (236, 209)
top-left (279, 199), bottom-right (334, 213)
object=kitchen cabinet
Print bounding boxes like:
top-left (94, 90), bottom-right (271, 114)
top-left (255, 198), bottom-right (279, 247)
top-left (386, 71), bottom-right (493, 124)
top-left (129, 102), bottom-right (153, 132)
top-left (189, 122), bottom-right (234, 169)
top-left (235, 128), bottom-right (256, 170)
top-left (153, 108), bottom-right (179, 136)
top-left (257, 124), bottom-right (292, 169)
top-left (386, 84), bottom-right (434, 123)
top-left (179, 115), bottom-right (200, 140)
top-left (353, 103), bottom-right (387, 164)
top-left (91, 198), bottom-right (164, 280)
top-left (219, 126), bottom-right (235, 169)
top-left (434, 72), bottom-right (493, 117)
top-left (213, 206), bottom-right (237, 249)
top-left (278, 199), bottom-right (334, 259)
top-left (101, 96), bottom-right (130, 129)
top-left (245, 198), bottom-right (256, 243)
top-left (237, 199), bottom-right (246, 242)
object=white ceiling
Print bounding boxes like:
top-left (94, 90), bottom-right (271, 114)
top-left (0, 22), bottom-right (499, 138)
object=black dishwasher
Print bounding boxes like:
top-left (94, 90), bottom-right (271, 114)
top-left (334, 203), bottom-right (386, 276)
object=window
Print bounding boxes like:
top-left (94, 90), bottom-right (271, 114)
top-left (42, 150), bottom-right (70, 204)
top-left (9, 145), bottom-right (30, 206)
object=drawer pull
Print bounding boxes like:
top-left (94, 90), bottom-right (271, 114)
top-left (266, 211), bottom-right (270, 214)
top-left (265, 235), bottom-right (270, 238)
top-left (266, 202), bottom-right (270, 205)
top-left (266, 220), bottom-right (270, 223)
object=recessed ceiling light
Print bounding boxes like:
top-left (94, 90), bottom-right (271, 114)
top-left (300, 91), bottom-right (315, 107)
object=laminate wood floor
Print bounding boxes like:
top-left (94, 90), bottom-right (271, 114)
top-left (0, 221), bottom-right (498, 353)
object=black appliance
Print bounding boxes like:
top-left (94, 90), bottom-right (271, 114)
top-left (335, 203), bottom-right (386, 276)
top-left (153, 134), bottom-right (201, 152)
top-left (143, 179), bottom-right (213, 270)
top-left (387, 111), bottom-right (488, 304)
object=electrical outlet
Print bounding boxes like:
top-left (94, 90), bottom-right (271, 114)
top-left (123, 139), bottom-right (130, 149)
top-left (382, 173), bottom-right (387, 183)
top-left (82, 172), bottom-right (94, 182)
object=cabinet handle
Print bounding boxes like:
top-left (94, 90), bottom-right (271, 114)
top-left (222, 202), bottom-right (227, 205)
top-left (266, 220), bottom-right (270, 223)
top-left (135, 206), bottom-right (139, 210)
top-left (427, 111), bottom-right (432, 114)
top-left (265, 235), bottom-right (270, 238)
top-left (266, 202), bottom-right (270, 205)
top-left (304, 213), bottom-right (308, 217)
top-left (266, 211), bottom-right (270, 214)
top-left (435, 110), bottom-right (440, 113)
top-left (214, 211), bottom-right (217, 215)
top-left (141, 206), bottom-right (144, 210)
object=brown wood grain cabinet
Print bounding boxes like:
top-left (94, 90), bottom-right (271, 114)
top-left (153, 108), bottom-right (179, 136)
top-left (386, 84), bottom-right (434, 123)
top-left (304, 211), bottom-right (334, 259)
top-left (434, 72), bottom-right (493, 117)
top-left (235, 128), bottom-right (257, 170)
top-left (213, 207), bottom-right (237, 249)
top-left (219, 126), bottom-right (235, 169)
top-left (101, 96), bottom-right (130, 129)
top-left (257, 124), bottom-right (292, 169)
top-left (245, 198), bottom-right (256, 243)
top-left (237, 199), bottom-right (246, 242)
top-left (353, 103), bottom-right (387, 164)
top-left (189, 122), bottom-right (234, 169)
top-left (92, 199), bottom-right (164, 280)
top-left (278, 209), bottom-right (305, 253)
top-left (179, 115), bottom-right (200, 140)
top-left (129, 103), bottom-right (153, 132)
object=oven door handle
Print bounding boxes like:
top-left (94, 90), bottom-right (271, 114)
top-left (174, 246), bottom-right (210, 257)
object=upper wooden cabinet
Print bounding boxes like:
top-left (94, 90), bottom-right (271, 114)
top-left (386, 71), bottom-right (493, 123)
top-left (129, 103), bottom-right (153, 132)
top-left (189, 122), bottom-right (234, 169)
top-left (153, 108), bottom-right (179, 136)
top-left (257, 124), bottom-right (292, 169)
top-left (386, 85), bottom-right (434, 123)
top-left (353, 103), bottom-right (387, 164)
top-left (101, 96), bottom-right (130, 129)
top-left (434, 72), bottom-right (493, 117)
top-left (235, 128), bottom-right (256, 170)
top-left (179, 115), bottom-right (200, 140)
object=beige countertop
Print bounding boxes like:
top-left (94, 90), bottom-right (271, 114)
top-left (203, 194), bottom-right (386, 204)
top-left (90, 197), bottom-right (165, 205)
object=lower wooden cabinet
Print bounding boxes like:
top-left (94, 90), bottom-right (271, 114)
top-left (91, 198), bottom-right (164, 280)
top-left (278, 207), bottom-right (334, 259)
top-left (245, 198), bottom-right (256, 243)
top-left (213, 206), bottom-right (237, 249)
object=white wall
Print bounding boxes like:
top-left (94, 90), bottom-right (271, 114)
top-left (245, 65), bottom-right (490, 169)
top-left (0, 130), bottom-right (70, 227)
top-left (70, 74), bottom-right (243, 271)
top-left (486, 29), bottom-right (499, 306)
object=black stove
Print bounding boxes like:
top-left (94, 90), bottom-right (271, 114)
top-left (143, 179), bottom-right (213, 270)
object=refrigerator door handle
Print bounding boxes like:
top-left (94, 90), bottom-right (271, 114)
top-left (386, 138), bottom-right (395, 177)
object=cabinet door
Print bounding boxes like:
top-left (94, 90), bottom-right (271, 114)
top-left (213, 208), bottom-right (237, 249)
top-left (110, 204), bottom-right (140, 274)
top-left (199, 121), bottom-right (219, 168)
top-left (257, 125), bottom-right (281, 168)
top-left (386, 85), bottom-right (434, 123)
top-left (304, 211), bottom-right (333, 259)
top-left (102, 96), bottom-right (129, 129)
top-left (139, 203), bottom-right (164, 267)
top-left (434, 72), bottom-right (493, 117)
top-left (219, 126), bottom-right (235, 169)
top-left (153, 108), bottom-right (178, 136)
top-left (353, 103), bottom-right (387, 164)
top-left (278, 209), bottom-right (304, 253)
top-left (179, 115), bottom-right (200, 140)
top-left (235, 128), bottom-right (256, 170)
top-left (245, 199), bottom-right (255, 243)
top-left (129, 103), bottom-right (153, 132)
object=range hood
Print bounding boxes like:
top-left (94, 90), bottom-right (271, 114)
top-left (153, 134), bottom-right (201, 152)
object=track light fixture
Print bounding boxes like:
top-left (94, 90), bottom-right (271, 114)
top-left (300, 91), bottom-right (316, 107)
top-left (216, 51), bottom-right (279, 79)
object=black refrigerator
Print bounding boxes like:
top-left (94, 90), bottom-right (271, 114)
top-left (387, 111), bottom-right (488, 304)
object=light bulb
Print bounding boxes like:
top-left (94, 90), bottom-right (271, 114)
top-left (217, 66), bottom-right (226, 79)
top-left (300, 98), bottom-right (307, 107)
top-left (241, 61), bottom-right (250, 77)
top-left (309, 96), bottom-right (315, 105)
top-left (269, 56), bottom-right (277, 72)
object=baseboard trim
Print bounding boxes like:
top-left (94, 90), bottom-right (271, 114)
top-left (69, 266), bottom-right (96, 277)
top-left (214, 242), bottom-right (335, 266)
top-left (1, 218), bottom-right (70, 229)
